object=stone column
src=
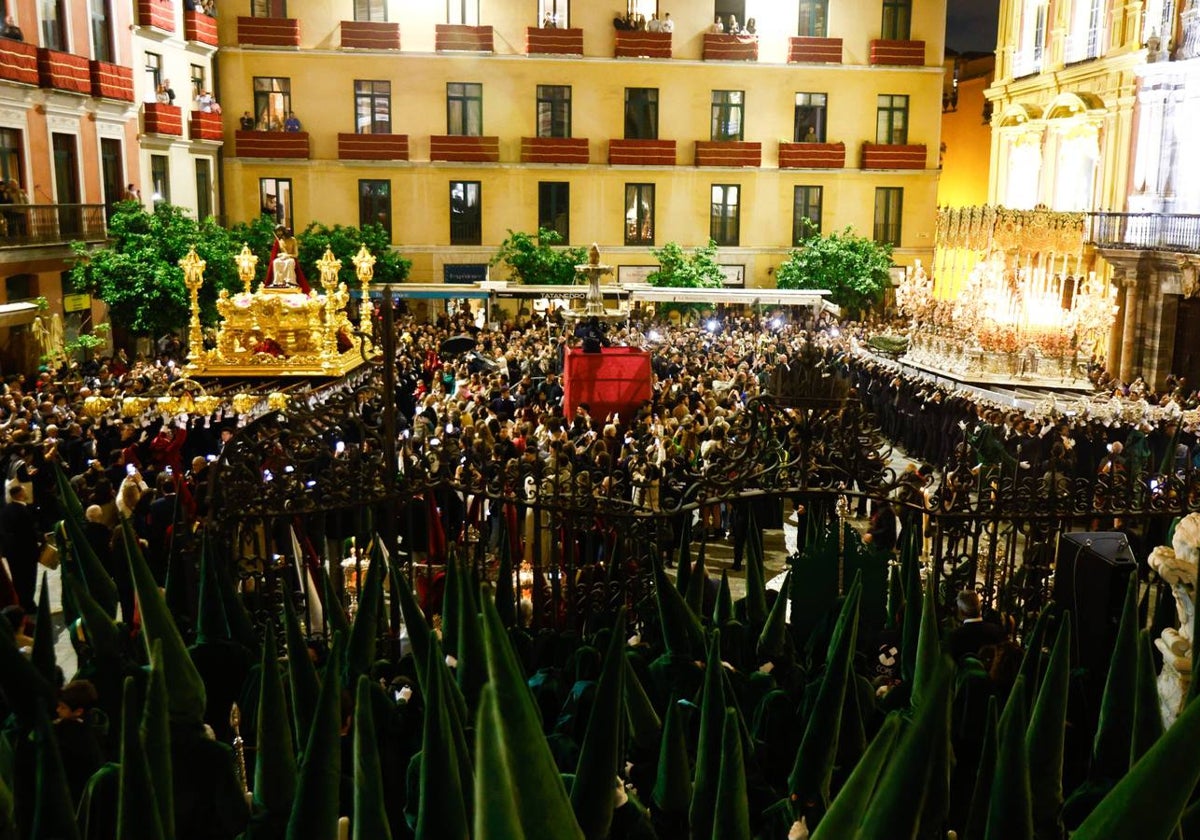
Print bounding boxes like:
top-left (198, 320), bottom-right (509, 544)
top-left (1120, 275), bottom-right (1141, 383)
top-left (1108, 268), bottom-right (1126, 373)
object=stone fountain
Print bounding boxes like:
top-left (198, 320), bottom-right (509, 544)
top-left (563, 243), bottom-right (627, 324)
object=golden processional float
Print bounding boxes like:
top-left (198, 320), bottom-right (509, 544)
top-left (892, 205), bottom-right (1119, 390)
top-left (180, 241), bottom-right (379, 378)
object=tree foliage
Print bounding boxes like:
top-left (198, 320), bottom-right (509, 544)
top-left (490, 228), bottom-right (588, 285)
top-left (646, 240), bottom-right (726, 289)
top-left (71, 201), bottom-right (242, 336)
top-left (775, 227), bottom-right (894, 316)
top-left (297, 221), bottom-right (411, 287)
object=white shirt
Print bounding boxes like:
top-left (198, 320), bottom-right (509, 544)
top-left (646, 17), bottom-right (662, 32)
top-left (661, 18), bottom-right (674, 32)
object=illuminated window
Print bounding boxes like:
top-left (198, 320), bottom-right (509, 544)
top-left (355, 80), bottom-right (391, 134)
top-left (447, 0), bottom-right (478, 25)
top-left (536, 85), bottom-right (571, 138)
top-left (359, 180), bottom-right (391, 239)
top-left (710, 184), bottom-right (740, 247)
top-left (876, 95), bottom-right (909, 144)
top-left (793, 186), bottom-right (823, 244)
top-left (798, 0), bottom-right (827, 36)
top-left (253, 77), bottom-right (292, 131)
top-left (538, 182), bottom-right (570, 241)
top-left (354, 0), bottom-right (386, 22)
top-left (450, 180), bottom-right (481, 245)
top-left (881, 0), bottom-right (912, 39)
top-left (873, 187), bottom-right (903, 246)
top-left (538, 0), bottom-right (568, 27)
top-left (447, 83), bottom-right (482, 136)
top-left (794, 93), bottom-right (827, 142)
top-left (711, 91), bottom-right (744, 142)
top-left (625, 183), bottom-right (654, 246)
top-left (260, 177), bottom-right (293, 228)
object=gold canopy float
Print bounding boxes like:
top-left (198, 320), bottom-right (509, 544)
top-left (180, 242), bottom-right (378, 378)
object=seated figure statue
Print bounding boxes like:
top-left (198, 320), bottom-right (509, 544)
top-left (271, 224), bottom-right (299, 287)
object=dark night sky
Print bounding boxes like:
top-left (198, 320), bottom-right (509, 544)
top-left (946, 0), bottom-right (1000, 54)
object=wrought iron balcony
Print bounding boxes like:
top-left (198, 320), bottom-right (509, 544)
top-left (0, 203), bottom-right (107, 248)
top-left (1087, 212), bottom-right (1200, 253)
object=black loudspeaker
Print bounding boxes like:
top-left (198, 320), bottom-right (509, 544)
top-left (1054, 531), bottom-right (1137, 681)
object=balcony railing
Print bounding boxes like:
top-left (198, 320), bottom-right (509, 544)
top-left (0, 204), bottom-right (107, 248)
top-left (1088, 212), bottom-right (1200, 253)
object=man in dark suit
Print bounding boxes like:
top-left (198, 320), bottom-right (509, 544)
top-left (0, 484), bottom-right (43, 611)
top-left (949, 590), bottom-right (1006, 661)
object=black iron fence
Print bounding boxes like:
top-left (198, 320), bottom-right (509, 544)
top-left (1087, 211), bottom-right (1200, 254)
top-left (0, 203), bottom-right (107, 247)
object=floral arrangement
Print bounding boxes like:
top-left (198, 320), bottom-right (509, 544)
top-left (1034, 331), bottom-right (1073, 357)
top-left (977, 323), bottom-right (1020, 354)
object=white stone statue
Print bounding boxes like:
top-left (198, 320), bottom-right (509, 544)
top-left (1149, 512), bottom-right (1200, 726)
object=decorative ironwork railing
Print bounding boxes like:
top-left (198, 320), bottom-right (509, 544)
top-left (0, 203), bottom-right (107, 247)
top-left (1087, 211), bottom-right (1200, 253)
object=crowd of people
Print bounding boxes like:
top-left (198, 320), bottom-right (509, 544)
top-left (2, 306), bottom-right (1199, 838)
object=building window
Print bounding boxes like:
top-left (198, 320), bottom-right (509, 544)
top-left (798, 0), bottom-right (828, 36)
top-left (0, 128), bottom-right (24, 188)
top-left (536, 85), bottom-right (571, 139)
top-left (881, 0), bottom-right (912, 39)
top-left (251, 0), bottom-right (287, 17)
top-left (354, 0), bottom-right (386, 22)
top-left (190, 64), bottom-right (206, 100)
top-left (710, 184), bottom-right (740, 246)
top-left (874, 187), bottom-right (903, 246)
top-left (711, 91), bottom-right (744, 142)
top-left (624, 88), bottom-right (658, 140)
top-left (145, 53), bottom-right (162, 102)
top-left (90, 0), bottom-right (113, 63)
top-left (1065, 0), bottom-right (1105, 61)
top-left (150, 155), bottom-right (170, 204)
top-left (538, 181), bottom-right (570, 241)
top-left (876, 95), bottom-right (909, 144)
top-left (538, 0), bottom-right (569, 27)
top-left (447, 0), bottom-right (479, 25)
top-left (355, 80), bottom-right (391, 134)
top-left (447, 83), bottom-right (483, 136)
top-left (625, 183), bottom-right (655, 245)
top-left (99, 137), bottom-right (122, 218)
top-left (40, 0), bottom-right (66, 51)
top-left (1015, 0), bottom-right (1048, 75)
top-left (195, 158), bottom-right (212, 221)
top-left (450, 181), bottom-right (481, 245)
top-left (359, 180), bottom-right (391, 239)
top-left (260, 177), bottom-right (293, 228)
top-left (253, 77), bottom-right (292, 132)
top-left (794, 93), bottom-right (827, 142)
top-left (51, 133), bottom-right (79, 204)
top-left (793, 186), bottom-right (823, 244)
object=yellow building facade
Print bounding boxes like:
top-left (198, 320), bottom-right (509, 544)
top-left (216, 0), bottom-right (945, 288)
top-left (937, 54), bottom-right (993, 210)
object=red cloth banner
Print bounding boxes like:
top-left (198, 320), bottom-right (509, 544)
top-left (562, 347), bottom-right (652, 423)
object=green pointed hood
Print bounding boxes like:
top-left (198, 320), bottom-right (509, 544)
top-left (54, 461), bottom-right (86, 523)
top-left (427, 629), bottom-right (475, 814)
top-left (441, 547), bottom-right (462, 658)
top-left (984, 676), bottom-right (1033, 840)
top-left (390, 561), bottom-right (434, 694)
top-left (756, 571), bottom-right (791, 663)
top-left (623, 653), bottom-right (661, 754)
top-left (652, 698), bottom-right (692, 816)
top-left (675, 522), bottom-right (693, 597)
top-left (345, 540), bottom-right (384, 681)
top-left (571, 608), bottom-right (628, 840)
top-left (352, 675), bottom-right (392, 840)
top-left (899, 550), bottom-right (921, 684)
top-left (744, 515), bottom-right (768, 627)
top-left (141, 640), bottom-right (174, 840)
top-left (61, 511), bottom-right (119, 618)
top-left (194, 539), bottom-right (231, 646)
top-left (117, 677), bottom-right (164, 840)
top-left (474, 683), bottom-right (527, 839)
top-left (713, 571), bottom-right (733, 625)
top-left (685, 541), bottom-right (708, 616)
top-left (809, 713), bottom-right (902, 840)
top-left (856, 657), bottom-right (953, 839)
top-left (213, 549), bottom-right (260, 655)
top-left (690, 628), bottom-right (727, 839)
top-left (254, 622), bottom-right (297, 818)
top-left (122, 516), bottom-right (206, 726)
top-left (1026, 617), bottom-right (1070, 840)
top-left (30, 704), bottom-right (82, 840)
top-left (965, 696), bottom-right (1000, 840)
top-left (31, 573), bottom-right (56, 685)
top-left (1073, 693), bottom-right (1200, 839)
top-left (494, 522), bottom-right (518, 628)
top-left (480, 591), bottom-right (584, 839)
top-left (1132, 628), bottom-right (1164, 764)
top-left (281, 592), bottom-right (320, 756)
top-left (710, 708), bottom-right (751, 840)
top-left (456, 584), bottom-right (488, 715)
top-left (1091, 577), bottom-right (1138, 781)
top-left (910, 576), bottom-right (940, 709)
top-left (653, 555), bottom-right (704, 660)
top-left (788, 575), bottom-right (862, 814)
top-left (63, 573), bottom-right (122, 664)
top-left (885, 560), bottom-right (904, 630)
top-left (416, 641), bottom-right (470, 840)
top-left (0, 615), bottom-right (54, 729)
top-left (285, 634), bottom-right (343, 840)
top-left (0, 771), bottom-right (13, 840)
top-left (1014, 606), bottom-right (1051, 713)
top-left (320, 566), bottom-right (349, 637)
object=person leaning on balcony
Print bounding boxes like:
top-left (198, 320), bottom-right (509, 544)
top-left (710, 15), bottom-right (724, 33)
top-left (2, 15), bottom-right (23, 40)
top-left (660, 12), bottom-right (673, 32)
top-left (239, 111), bottom-right (254, 131)
top-left (284, 112), bottom-right (301, 132)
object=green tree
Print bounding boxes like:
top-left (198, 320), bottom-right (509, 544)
top-left (490, 228), bottom-right (588, 285)
top-left (227, 213), bottom-right (279, 287)
top-left (297, 221), bottom-right (411, 287)
top-left (646, 240), bottom-right (726, 290)
top-left (71, 201), bottom-right (242, 336)
top-left (775, 226), bottom-right (893, 317)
